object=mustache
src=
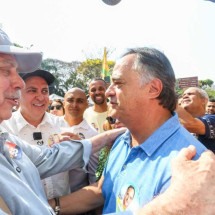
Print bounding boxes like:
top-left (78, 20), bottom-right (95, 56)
top-left (5, 90), bottom-right (21, 99)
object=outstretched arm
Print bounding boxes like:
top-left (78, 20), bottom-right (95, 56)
top-left (176, 105), bottom-right (206, 134)
top-left (90, 127), bottom-right (126, 153)
top-left (49, 177), bottom-right (104, 214)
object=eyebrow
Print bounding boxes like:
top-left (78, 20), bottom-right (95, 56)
top-left (0, 58), bottom-right (18, 67)
top-left (25, 86), bottom-right (49, 90)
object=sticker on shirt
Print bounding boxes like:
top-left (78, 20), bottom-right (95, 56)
top-left (48, 134), bottom-right (60, 147)
top-left (116, 183), bottom-right (139, 212)
top-left (78, 132), bottom-right (85, 139)
top-left (5, 141), bottom-right (22, 159)
top-left (91, 123), bottom-right (99, 131)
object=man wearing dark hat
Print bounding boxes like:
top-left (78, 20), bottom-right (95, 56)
top-left (0, 28), bottom-right (124, 214)
top-left (1, 68), bottom-right (74, 200)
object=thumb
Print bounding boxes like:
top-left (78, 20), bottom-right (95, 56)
top-left (176, 145), bottom-right (197, 161)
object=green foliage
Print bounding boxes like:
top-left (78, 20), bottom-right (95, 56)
top-left (41, 58), bottom-right (81, 96)
top-left (42, 57), bottom-right (215, 100)
top-left (199, 79), bottom-right (214, 87)
top-left (75, 58), bottom-right (115, 93)
top-left (205, 88), bottom-right (215, 99)
top-left (41, 57), bottom-right (115, 96)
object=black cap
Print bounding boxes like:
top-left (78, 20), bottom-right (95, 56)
top-left (19, 69), bottom-right (55, 86)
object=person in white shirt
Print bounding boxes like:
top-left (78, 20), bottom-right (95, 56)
top-left (59, 87), bottom-right (99, 192)
top-left (1, 69), bottom-right (73, 200)
top-left (84, 78), bottom-right (108, 133)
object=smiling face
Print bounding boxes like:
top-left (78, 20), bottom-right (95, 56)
top-left (19, 76), bottom-right (50, 126)
top-left (181, 87), bottom-right (207, 117)
top-left (89, 80), bottom-right (107, 105)
top-left (206, 101), bottom-right (215, 114)
top-left (0, 53), bottom-right (24, 123)
top-left (123, 186), bottom-right (135, 209)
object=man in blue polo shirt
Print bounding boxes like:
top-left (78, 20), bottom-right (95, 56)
top-left (101, 48), bottom-right (206, 213)
top-left (52, 48), bottom-right (211, 214)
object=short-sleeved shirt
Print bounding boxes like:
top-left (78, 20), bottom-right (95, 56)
top-left (58, 117), bottom-right (99, 192)
top-left (198, 114), bottom-right (215, 153)
top-left (102, 113), bottom-right (206, 213)
top-left (84, 107), bottom-right (108, 133)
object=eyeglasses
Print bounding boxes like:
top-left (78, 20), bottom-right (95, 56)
top-left (106, 116), bottom-right (116, 124)
top-left (49, 105), bottom-right (62, 110)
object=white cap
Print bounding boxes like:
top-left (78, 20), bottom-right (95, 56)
top-left (0, 29), bottom-right (43, 73)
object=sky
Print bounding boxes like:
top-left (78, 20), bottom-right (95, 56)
top-left (1, 0), bottom-right (215, 81)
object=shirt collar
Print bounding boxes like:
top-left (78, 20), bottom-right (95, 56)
top-left (140, 112), bottom-right (180, 156)
top-left (15, 110), bottom-right (54, 132)
top-left (63, 118), bottom-right (89, 130)
top-left (122, 112), bottom-right (180, 157)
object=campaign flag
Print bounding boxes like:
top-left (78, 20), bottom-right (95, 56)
top-left (101, 47), bottom-right (111, 83)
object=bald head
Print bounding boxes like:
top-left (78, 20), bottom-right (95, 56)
top-left (65, 87), bottom-right (87, 99)
top-left (63, 88), bottom-right (88, 121)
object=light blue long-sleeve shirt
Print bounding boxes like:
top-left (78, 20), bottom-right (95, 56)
top-left (0, 128), bottom-right (91, 215)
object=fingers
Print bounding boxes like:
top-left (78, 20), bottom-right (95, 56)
top-left (175, 145), bottom-right (197, 161)
top-left (199, 150), bottom-right (215, 164)
top-left (61, 132), bottom-right (74, 136)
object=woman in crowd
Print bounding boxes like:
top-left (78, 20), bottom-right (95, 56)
top-left (49, 99), bottom-right (65, 116)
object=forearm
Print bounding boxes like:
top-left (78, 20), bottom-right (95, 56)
top-left (180, 117), bottom-right (205, 134)
top-left (176, 106), bottom-right (205, 134)
top-left (49, 183), bottom-right (104, 214)
top-left (90, 128), bottom-right (126, 153)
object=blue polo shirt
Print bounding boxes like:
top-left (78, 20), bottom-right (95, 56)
top-left (102, 113), bottom-right (206, 214)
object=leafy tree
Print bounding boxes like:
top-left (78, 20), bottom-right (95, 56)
top-left (41, 58), bottom-right (81, 96)
top-left (199, 79), bottom-right (214, 88)
top-left (205, 89), bottom-right (215, 99)
top-left (75, 58), bottom-right (115, 93)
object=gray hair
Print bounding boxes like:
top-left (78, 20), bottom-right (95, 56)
top-left (196, 88), bottom-right (209, 100)
top-left (186, 87), bottom-right (209, 105)
top-left (122, 47), bottom-right (177, 112)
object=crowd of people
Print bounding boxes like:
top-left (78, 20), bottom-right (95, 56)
top-left (0, 28), bottom-right (215, 215)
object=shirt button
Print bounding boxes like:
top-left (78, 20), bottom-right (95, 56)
top-left (16, 167), bottom-right (21, 173)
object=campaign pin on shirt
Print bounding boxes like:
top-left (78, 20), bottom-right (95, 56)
top-left (48, 134), bottom-right (60, 147)
top-left (5, 141), bottom-right (22, 159)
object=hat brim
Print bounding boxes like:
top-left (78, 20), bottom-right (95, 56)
top-left (0, 45), bottom-right (42, 73)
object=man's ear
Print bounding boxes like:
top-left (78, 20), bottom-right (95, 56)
top-left (148, 78), bottom-right (163, 99)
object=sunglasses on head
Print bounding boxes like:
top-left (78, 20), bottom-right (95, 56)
top-left (49, 105), bottom-right (62, 110)
top-left (106, 116), bottom-right (116, 124)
